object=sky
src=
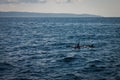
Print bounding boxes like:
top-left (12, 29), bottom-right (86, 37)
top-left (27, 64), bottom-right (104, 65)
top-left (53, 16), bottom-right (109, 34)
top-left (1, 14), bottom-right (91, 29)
top-left (0, 0), bottom-right (120, 17)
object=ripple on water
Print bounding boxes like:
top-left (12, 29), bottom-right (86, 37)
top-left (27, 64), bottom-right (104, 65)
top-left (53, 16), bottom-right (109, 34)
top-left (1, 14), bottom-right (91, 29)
top-left (0, 62), bottom-right (15, 71)
top-left (0, 18), bottom-right (120, 80)
top-left (82, 59), bottom-right (106, 72)
top-left (61, 56), bottom-right (76, 62)
top-left (9, 78), bottom-right (36, 80)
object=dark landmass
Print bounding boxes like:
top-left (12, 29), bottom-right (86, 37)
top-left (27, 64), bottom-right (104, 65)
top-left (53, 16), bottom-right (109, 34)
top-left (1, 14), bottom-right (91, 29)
top-left (0, 12), bottom-right (102, 17)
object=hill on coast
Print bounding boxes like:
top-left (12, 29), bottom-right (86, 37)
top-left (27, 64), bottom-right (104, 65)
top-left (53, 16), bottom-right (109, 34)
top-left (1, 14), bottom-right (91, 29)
top-left (0, 12), bottom-right (102, 17)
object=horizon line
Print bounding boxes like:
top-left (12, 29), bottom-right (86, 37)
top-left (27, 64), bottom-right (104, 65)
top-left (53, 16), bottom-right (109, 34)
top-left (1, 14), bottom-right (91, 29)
top-left (0, 11), bottom-right (120, 17)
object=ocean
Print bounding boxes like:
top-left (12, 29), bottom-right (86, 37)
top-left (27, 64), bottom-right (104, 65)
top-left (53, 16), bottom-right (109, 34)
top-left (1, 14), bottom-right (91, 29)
top-left (0, 17), bottom-right (120, 80)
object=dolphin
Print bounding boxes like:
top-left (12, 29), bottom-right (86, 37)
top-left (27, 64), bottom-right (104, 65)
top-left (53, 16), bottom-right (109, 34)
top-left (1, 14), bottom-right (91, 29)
top-left (68, 43), bottom-right (95, 49)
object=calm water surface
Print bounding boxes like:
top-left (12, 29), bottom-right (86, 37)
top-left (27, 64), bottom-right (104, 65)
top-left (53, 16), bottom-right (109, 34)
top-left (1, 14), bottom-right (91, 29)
top-left (0, 17), bottom-right (120, 80)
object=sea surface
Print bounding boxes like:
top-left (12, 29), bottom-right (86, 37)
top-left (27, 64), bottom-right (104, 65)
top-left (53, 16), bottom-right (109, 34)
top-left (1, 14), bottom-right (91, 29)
top-left (0, 17), bottom-right (120, 80)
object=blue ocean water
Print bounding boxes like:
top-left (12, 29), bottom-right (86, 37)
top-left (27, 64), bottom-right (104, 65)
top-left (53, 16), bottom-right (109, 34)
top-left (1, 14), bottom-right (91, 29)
top-left (0, 17), bottom-right (120, 80)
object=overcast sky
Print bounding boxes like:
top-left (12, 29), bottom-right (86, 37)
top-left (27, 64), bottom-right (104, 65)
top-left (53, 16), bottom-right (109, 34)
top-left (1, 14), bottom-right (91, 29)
top-left (0, 0), bottom-right (120, 17)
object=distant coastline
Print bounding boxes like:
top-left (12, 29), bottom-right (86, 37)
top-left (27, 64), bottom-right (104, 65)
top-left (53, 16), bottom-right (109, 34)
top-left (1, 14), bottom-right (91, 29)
top-left (0, 12), bottom-right (102, 17)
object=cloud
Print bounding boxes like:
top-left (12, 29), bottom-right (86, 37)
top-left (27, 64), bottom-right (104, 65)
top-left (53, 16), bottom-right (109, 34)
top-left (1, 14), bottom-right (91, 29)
top-left (0, 0), bottom-right (88, 4)
top-left (0, 0), bottom-right (47, 4)
top-left (55, 0), bottom-right (85, 4)
top-left (56, 0), bottom-right (71, 3)
top-left (0, 0), bottom-right (76, 4)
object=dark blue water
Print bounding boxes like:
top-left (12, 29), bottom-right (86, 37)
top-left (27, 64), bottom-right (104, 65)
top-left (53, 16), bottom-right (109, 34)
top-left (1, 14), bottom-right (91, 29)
top-left (0, 17), bottom-right (120, 80)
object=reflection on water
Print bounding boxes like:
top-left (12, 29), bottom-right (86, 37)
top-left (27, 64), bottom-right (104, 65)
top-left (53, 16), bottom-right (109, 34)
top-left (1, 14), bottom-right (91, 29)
top-left (0, 17), bottom-right (120, 80)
